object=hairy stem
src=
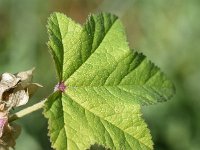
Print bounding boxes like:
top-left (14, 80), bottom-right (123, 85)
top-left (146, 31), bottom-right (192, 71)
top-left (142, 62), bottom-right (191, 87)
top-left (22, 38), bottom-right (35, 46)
top-left (8, 99), bottom-right (46, 122)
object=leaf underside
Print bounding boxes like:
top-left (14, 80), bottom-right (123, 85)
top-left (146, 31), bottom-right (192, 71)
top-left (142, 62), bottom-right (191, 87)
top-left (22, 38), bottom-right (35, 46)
top-left (44, 12), bottom-right (175, 150)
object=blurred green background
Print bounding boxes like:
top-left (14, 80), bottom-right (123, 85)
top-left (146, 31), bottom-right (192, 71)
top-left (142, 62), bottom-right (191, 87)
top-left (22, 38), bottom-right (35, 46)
top-left (0, 0), bottom-right (200, 149)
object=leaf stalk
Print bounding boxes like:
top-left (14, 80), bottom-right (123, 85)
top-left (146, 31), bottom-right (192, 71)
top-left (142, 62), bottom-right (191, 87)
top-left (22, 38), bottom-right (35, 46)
top-left (8, 99), bottom-right (46, 122)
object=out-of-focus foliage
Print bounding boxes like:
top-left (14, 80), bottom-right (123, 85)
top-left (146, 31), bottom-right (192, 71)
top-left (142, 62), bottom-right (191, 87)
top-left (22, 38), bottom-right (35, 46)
top-left (0, 0), bottom-right (199, 150)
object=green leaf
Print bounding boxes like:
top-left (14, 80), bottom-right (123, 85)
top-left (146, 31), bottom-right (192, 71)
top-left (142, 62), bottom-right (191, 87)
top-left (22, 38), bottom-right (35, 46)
top-left (44, 12), bottom-right (175, 150)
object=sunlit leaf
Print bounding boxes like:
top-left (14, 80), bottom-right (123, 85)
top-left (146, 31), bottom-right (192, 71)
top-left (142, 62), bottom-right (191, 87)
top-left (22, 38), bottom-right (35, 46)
top-left (44, 12), bottom-right (175, 150)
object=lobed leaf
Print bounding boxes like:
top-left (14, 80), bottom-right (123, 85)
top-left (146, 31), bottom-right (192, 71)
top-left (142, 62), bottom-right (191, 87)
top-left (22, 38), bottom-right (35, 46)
top-left (44, 12), bottom-right (175, 150)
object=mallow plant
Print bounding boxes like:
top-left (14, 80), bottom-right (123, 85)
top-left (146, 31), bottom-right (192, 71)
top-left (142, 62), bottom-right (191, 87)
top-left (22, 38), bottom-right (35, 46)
top-left (0, 12), bottom-right (175, 150)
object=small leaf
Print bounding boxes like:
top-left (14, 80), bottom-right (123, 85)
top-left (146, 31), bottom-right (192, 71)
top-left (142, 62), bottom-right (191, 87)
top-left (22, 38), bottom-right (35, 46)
top-left (44, 12), bottom-right (175, 150)
top-left (0, 69), bottom-right (42, 109)
top-left (15, 68), bottom-right (35, 83)
top-left (0, 73), bottom-right (20, 100)
top-left (10, 90), bottom-right (29, 107)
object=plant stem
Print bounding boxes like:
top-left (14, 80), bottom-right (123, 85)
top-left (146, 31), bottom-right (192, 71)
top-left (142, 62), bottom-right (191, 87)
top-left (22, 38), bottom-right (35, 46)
top-left (8, 99), bottom-right (46, 123)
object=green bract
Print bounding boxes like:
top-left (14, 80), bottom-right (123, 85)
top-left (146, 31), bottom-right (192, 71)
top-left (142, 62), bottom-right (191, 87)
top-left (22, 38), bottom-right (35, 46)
top-left (44, 12), bottom-right (175, 150)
